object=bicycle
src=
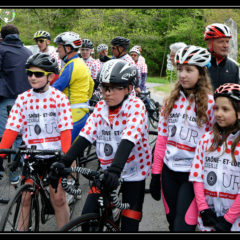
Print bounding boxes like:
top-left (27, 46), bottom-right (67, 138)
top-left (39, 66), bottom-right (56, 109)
top-left (59, 166), bottom-right (130, 232)
top-left (0, 146), bottom-right (80, 232)
top-left (137, 91), bottom-right (161, 129)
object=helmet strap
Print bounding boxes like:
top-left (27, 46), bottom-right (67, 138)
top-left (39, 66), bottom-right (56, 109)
top-left (208, 40), bottom-right (225, 63)
top-left (116, 46), bottom-right (126, 58)
top-left (62, 45), bottom-right (75, 62)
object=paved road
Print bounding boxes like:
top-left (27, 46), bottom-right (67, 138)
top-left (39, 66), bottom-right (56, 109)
top-left (0, 83), bottom-right (170, 232)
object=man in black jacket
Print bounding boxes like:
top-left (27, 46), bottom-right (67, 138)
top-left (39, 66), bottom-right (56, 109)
top-left (204, 23), bottom-right (240, 91)
top-left (0, 24), bottom-right (32, 183)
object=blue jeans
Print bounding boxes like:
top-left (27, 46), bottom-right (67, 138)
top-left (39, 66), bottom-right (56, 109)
top-left (0, 98), bottom-right (22, 158)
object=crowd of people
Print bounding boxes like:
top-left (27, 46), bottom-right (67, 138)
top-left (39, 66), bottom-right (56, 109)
top-left (0, 21), bottom-right (239, 232)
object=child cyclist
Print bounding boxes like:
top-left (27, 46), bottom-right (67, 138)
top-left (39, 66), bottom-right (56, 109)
top-left (150, 45), bottom-right (215, 231)
top-left (0, 53), bottom-right (73, 230)
top-left (189, 83), bottom-right (240, 232)
top-left (53, 59), bottom-right (152, 232)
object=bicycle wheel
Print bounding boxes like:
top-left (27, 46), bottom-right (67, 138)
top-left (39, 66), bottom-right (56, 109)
top-left (0, 160), bottom-right (12, 204)
top-left (148, 99), bottom-right (160, 129)
top-left (59, 213), bottom-right (119, 232)
top-left (149, 130), bottom-right (158, 151)
top-left (0, 184), bottom-right (39, 232)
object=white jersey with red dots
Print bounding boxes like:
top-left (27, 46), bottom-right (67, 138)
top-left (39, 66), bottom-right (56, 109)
top-left (82, 56), bottom-right (101, 80)
top-left (80, 92), bottom-right (152, 181)
top-left (6, 86), bottom-right (73, 151)
top-left (189, 130), bottom-right (240, 231)
top-left (158, 91), bottom-right (215, 172)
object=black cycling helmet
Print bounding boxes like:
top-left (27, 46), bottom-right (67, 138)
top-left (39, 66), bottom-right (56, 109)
top-left (111, 36), bottom-right (130, 50)
top-left (25, 53), bottom-right (59, 75)
top-left (81, 38), bottom-right (94, 49)
top-left (214, 83), bottom-right (240, 102)
top-left (97, 59), bottom-right (138, 86)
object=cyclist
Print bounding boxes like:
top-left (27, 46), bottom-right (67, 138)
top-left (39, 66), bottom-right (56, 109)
top-left (53, 32), bottom-right (94, 143)
top-left (54, 59), bottom-right (152, 232)
top-left (129, 46), bottom-right (148, 93)
top-left (189, 83), bottom-right (240, 232)
top-left (111, 36), bottom-right (135, 65)
top-left (80, 39), bottom-right (101, 106)
top-left (80, 39), bottom-right (100, 83)
top-left (204, 23), bottom-right (240, 90)
top-left (133, 45), bottom-right (145, 65)
top-left (150, 45), bottom-right (215, 231)
top-left (33, 30), bottom-right (62, 77)
top-left (0, 53), bottom-right (73, 230)
top-left (169, 42), bottom-right (187, 67)
top-left (96, 43), bottom-right (111, 67)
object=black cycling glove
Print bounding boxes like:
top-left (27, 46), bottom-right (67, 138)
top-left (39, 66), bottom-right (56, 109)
top-left (102, 168), bottom-right (120, 192)
top-left (214, 216), bottom-right (232, 232)
top-left (200, 208), bottom-right (218, 227)
top-left (150, 174), bottom-right (161, 201)
top-left (49, 162), bottom-right (71, 190)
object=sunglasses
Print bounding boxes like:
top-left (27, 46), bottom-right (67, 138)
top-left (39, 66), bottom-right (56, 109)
top-left (26, 69), bottom-right (52, 78)
top-left (35, 39), bottom-right (46, 44)
top-left (100, 84), bottom-right (125, 92)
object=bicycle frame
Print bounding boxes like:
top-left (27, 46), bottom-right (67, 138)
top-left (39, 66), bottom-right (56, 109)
top-left (20, 156), bottom-right (55, 225)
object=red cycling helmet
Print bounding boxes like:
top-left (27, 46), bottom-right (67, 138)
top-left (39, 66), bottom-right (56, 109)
top-left (214, 83), bottom-right (240, 102)
top-left (204, 23), bottom-right (232, 40)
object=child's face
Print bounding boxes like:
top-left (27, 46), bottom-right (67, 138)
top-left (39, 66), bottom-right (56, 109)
top-left (177, 64), bottom-right (199, 89)
top-left (214, 96), bottom-right (238, 128)
top-left (80, 48), bottom-right (92, 59)
top-left (101, 83), bottom-right (130, 107)
top-left (27, 66), bottom-right (52, 92)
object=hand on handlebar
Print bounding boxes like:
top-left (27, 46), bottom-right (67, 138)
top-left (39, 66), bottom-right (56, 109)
top-left (49, 162), bottom-right (72, 191)
top-left (102, 169), bottom-right (120, 192)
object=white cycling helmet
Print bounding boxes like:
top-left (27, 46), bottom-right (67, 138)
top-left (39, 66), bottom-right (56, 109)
top-left (129, 47), bottom-right (140, 56)
top-left (54, 31), bottom-right (82, 49)
top-left (175, 45), bottom-right (211, 67)
top-left (97, 43), bottom-right (108, 53)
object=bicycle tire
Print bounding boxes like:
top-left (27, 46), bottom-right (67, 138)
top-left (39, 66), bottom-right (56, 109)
top-left (0, 184), bottom-right (39, 232)
top-left (0, 143), bottom-right (23, 204)
top-left (148, 99), bottom-right (159, 129)
top-left (149, 130), bottom-right (158, 150)
top-left (0, 160), bottom-right (12, 204)
top-left (59, 213), bottom-right (119, 232)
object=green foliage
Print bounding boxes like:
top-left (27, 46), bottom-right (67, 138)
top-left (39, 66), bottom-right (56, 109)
top-left (166, 69), bottom-right (177, 83)
top-left (1, 8), bottom-right (239, 76)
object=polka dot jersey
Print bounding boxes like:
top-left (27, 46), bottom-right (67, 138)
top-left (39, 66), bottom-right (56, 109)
top-left (80, 92), bottom-right (151, 181)
top-left (6, 86), bottom-right (73, 152)
top-left (157, 91), bottom-right (215, 173)
top-left (189, 130), bottom-right (240, 231)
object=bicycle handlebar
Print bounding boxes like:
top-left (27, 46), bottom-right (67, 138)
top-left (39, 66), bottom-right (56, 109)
top-left (0, 148), bottom-right (63, 157)
top-left (61, 166), bottom-right (130, 210)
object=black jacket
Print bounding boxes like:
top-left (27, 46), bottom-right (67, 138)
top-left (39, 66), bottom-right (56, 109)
top-left (0, 34), bottom-right (32, 98)
top-left (207, 56), bottom-right (240, 91)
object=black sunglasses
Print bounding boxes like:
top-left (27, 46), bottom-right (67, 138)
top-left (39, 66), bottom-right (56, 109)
top-left (26, 69), bottom-right (52, 78)
top-left (35, 39), bottom-right (46, 44)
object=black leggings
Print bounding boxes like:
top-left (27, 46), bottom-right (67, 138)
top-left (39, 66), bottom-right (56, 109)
top-left (162, 164), bottom-right (197, 232)
top-left (82, 180), bottom-right (145, 232)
